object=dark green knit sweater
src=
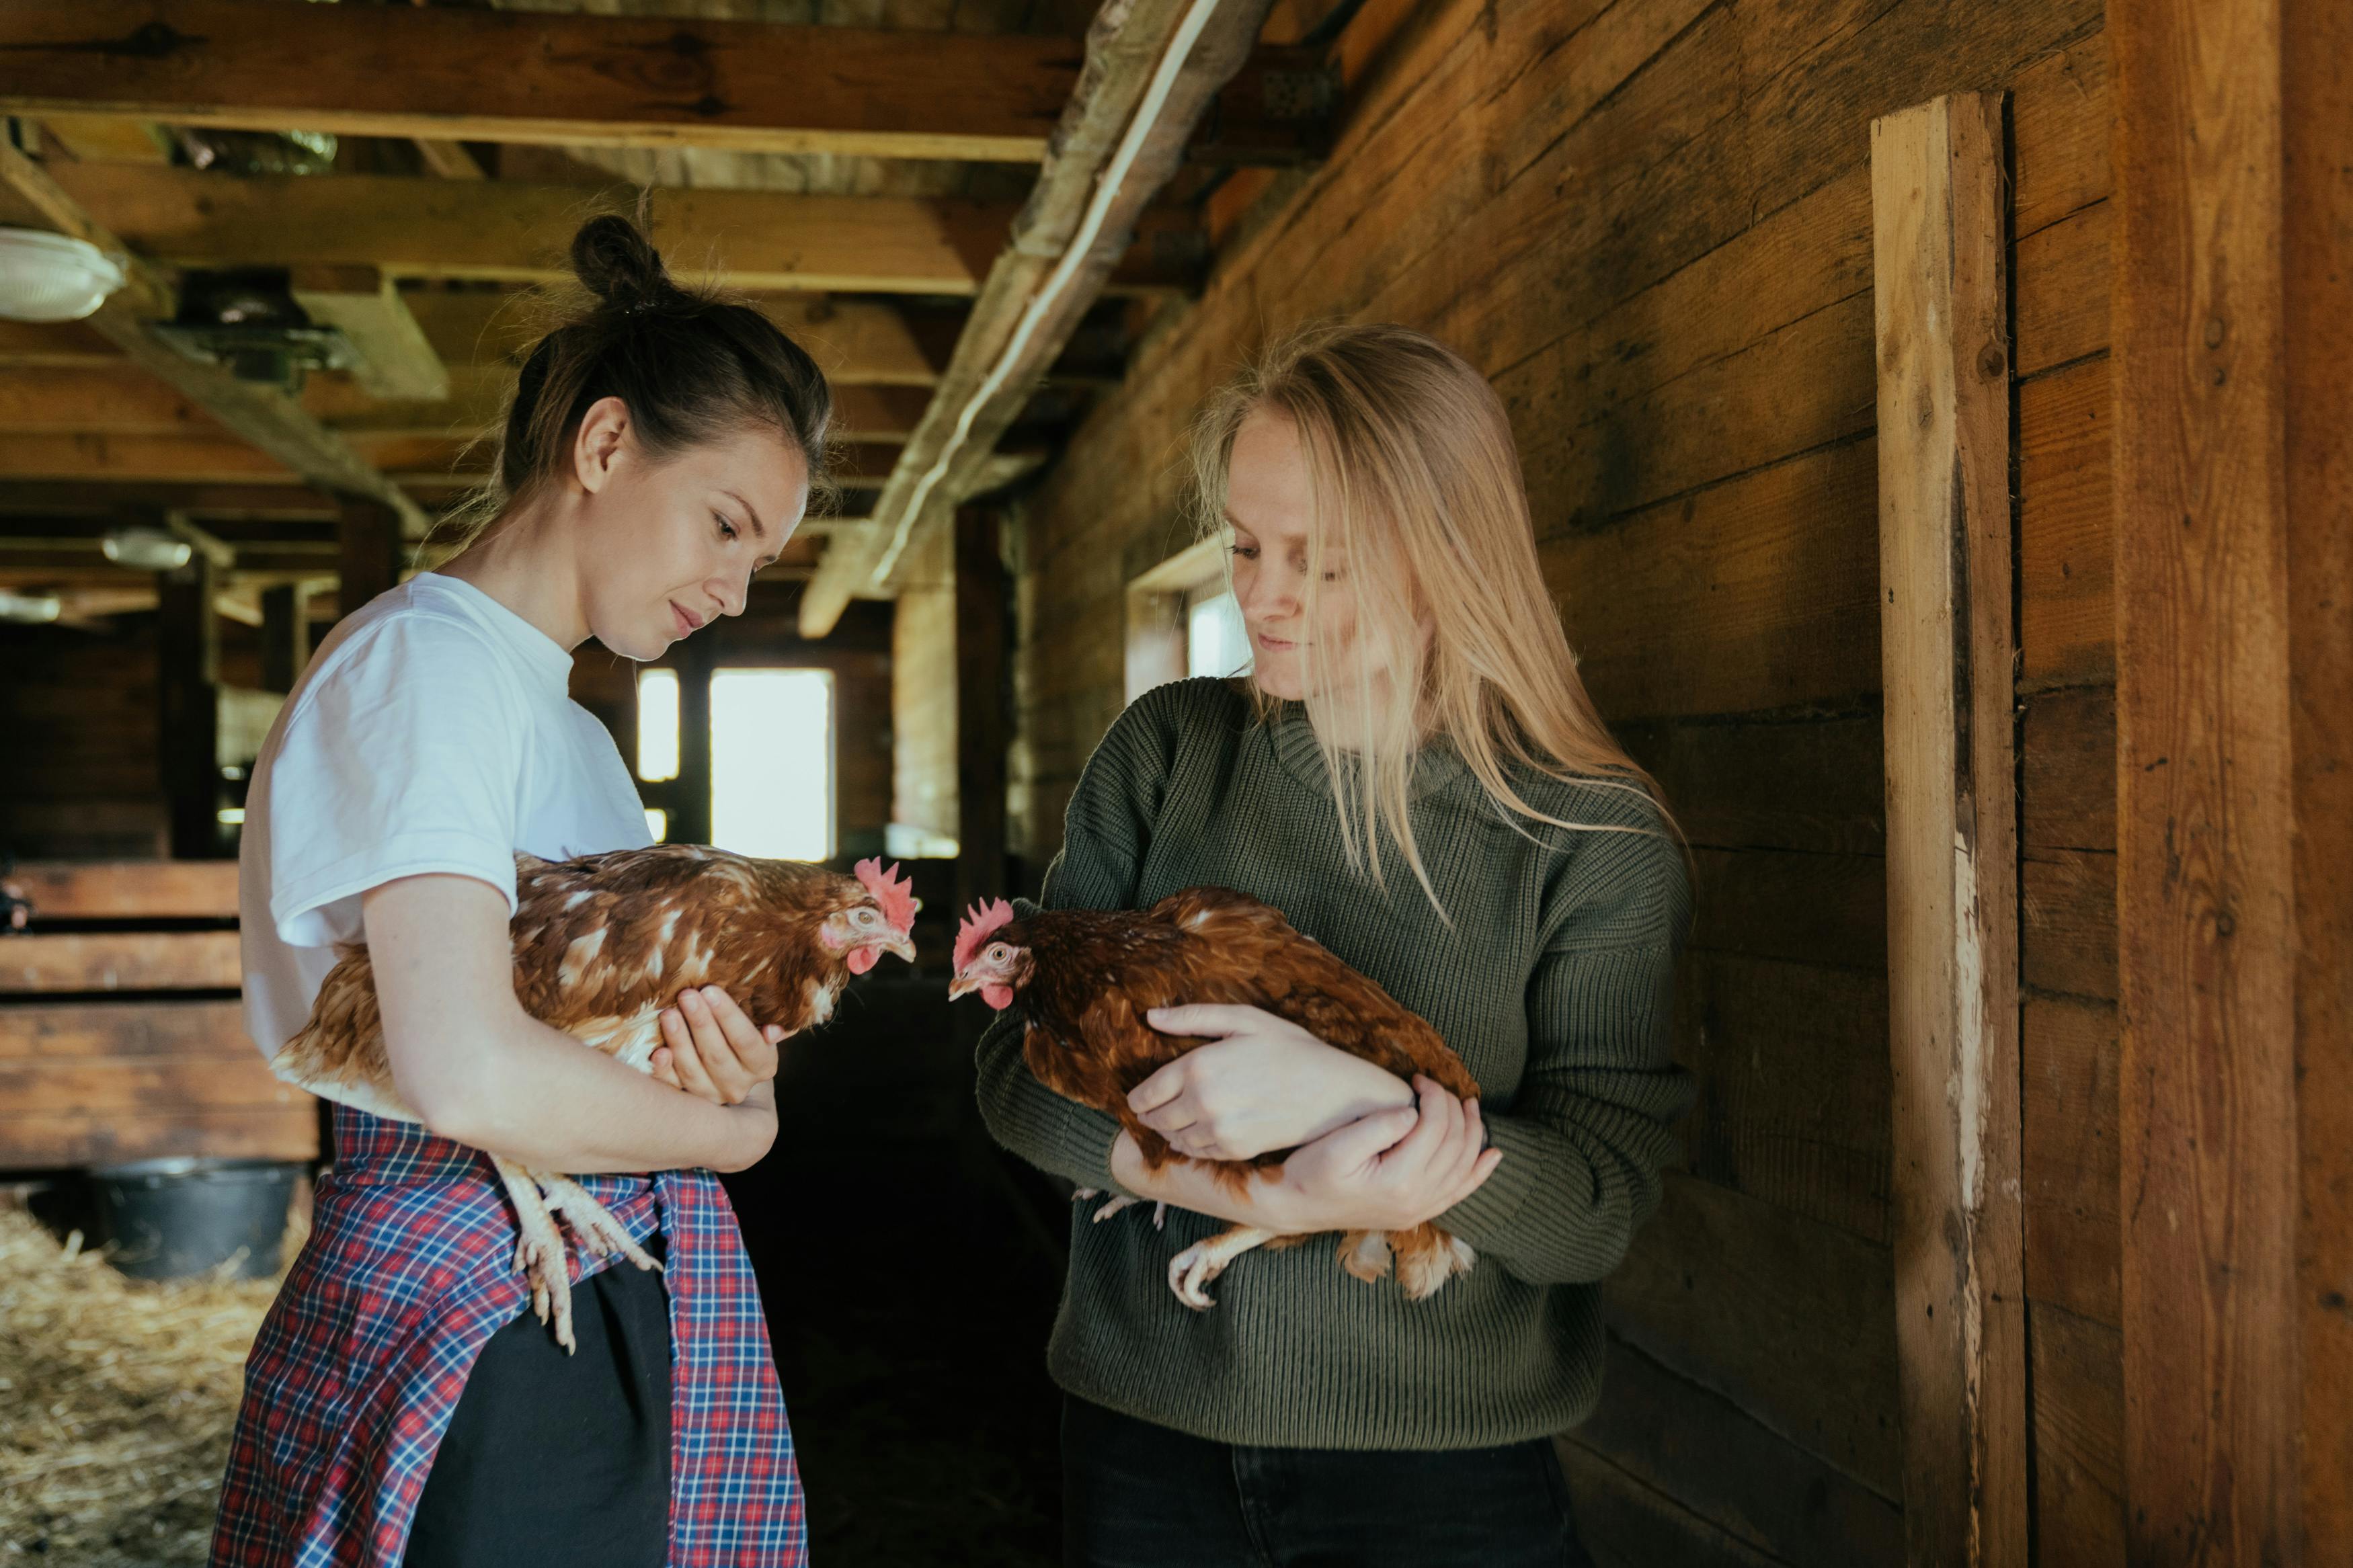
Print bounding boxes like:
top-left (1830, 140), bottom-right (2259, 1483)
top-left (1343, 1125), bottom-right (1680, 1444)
top-left (973, 677), bottom-right (1693, 1450)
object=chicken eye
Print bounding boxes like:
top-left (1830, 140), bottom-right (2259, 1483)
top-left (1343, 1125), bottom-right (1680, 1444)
top-left (987, 944), bottom-right (1008, 962)
top-left (854, 908), bottom-right (876, 925)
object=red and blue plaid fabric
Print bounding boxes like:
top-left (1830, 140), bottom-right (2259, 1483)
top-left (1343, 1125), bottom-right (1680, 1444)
top-left (210, 1104), bottom-right (805, 1567)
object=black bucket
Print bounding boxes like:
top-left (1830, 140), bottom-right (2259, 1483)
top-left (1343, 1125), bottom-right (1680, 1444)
top-left (90, 1157), bottom-right (301, 1280)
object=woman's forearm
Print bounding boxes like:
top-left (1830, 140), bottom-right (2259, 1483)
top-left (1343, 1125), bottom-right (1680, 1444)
top-left (1109, 1130), bottom-right (1298, 1230)
top-left (417, 1013), bottom-right (776, 1173)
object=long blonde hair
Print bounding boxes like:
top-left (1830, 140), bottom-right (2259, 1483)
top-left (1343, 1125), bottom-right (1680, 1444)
top-left (1188, 321), bottom-right (1679, 911)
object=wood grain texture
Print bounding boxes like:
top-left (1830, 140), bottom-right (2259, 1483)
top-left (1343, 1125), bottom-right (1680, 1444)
top-left (1869, 91), bottom-right (2026, 1568)
top-left (2029, 1299), bottom-right (2127, 1567)
top-left (2112, 0), bottom-right (2302, 1560)
top-left (2283, 0), bottom-right (2353, 1551)
top-left (0, 932), bottom-right (242, 993)
top-left (5, 861), bottom-right (237, 919)
top-left (0, 1104), bottom-right (318, 1166)
top-left (2022, 993), bottom-right (2121, 1325)
top-left (42, 162), bottom-right (1195, 298)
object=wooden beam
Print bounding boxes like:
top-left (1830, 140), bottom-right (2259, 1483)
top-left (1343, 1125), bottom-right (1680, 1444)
top-left (411, 138), bottom-right (485, 181)
top-left (399, 289), bottom-right (941, 386)
top-left (1869, 91), bottom-right (2026, 1568)
top-left (157, 548), bottom-right (223, 858)
top-left (36, 112), bottom-right (172, 164)
top-left (801, 0), bottom-right (1276, 636)
top-left (2114, 0), bottom-right (2304, 1561)
top-left (2284, 0), bottom-right (2353, 1549)
top-left (0, 931), bottom-right (243, 993)
top-left (288, 265), bottom-right (450, 402)
top-left (260, 582), bottom-right (309, 694)
top-left (42, 163), bottom-right (1200, 298)
top-left (955, 510), bottom-right (1010, 921)
top-left (0, 480), bottom-right (343, 520)
top-left (0, 139), bottom-right (429, 533)
top-left (337, 497), bottom-right (404, 618)
top-left (4, 860), bottom-right (238, 919)
top-left (0, 3), bottom-right (1328, 167)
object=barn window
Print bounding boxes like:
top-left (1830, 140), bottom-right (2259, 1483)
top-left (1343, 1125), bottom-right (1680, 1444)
top-left (635, 667), bottom-right (681, 782)
top-left (709, 667), bottom-right (834, 862)
top-left (1124, 534), bottom-right (1252, 702)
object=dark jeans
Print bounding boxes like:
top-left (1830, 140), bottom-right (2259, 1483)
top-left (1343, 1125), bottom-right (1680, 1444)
top-left (403, 1238), bottom-right (672, 1567)
top-left (1062, 1395), bottom-right (1597, 1568)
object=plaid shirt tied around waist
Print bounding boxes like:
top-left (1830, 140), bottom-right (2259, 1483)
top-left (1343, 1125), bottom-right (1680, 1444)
top-left (209, 1104), bottom-right (805, 1567)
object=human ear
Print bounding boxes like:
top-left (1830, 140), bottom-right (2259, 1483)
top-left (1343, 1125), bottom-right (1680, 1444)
top-left (571, 395), bottom-right (633, 495)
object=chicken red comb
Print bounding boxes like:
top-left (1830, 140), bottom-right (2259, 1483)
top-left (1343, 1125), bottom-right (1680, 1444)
top-left (853, 858), bottom-right (920, 935)
top-left (954, 898), bottom-right (1017, 973)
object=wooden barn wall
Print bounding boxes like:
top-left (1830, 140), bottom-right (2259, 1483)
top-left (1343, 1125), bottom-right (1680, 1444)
top-left (1004, 1), bottom-right (2116, 1563)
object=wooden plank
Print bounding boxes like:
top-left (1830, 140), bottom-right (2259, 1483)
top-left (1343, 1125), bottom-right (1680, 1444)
top-left (2030, 1301), bottom-right (2128, 1567)
top-left (2018, 357), bottom-right (2113, 692)
top-left (36, 111), bottom-right (172, 165)
top-left (0, 1), bottom-right (1081, 163)
top-left (0, 141), bottom-right (428, 533)
top-left (2022, 993), bottom-right (2120, 1326)
top-left (0, 3), bottom-right (1324, 167)
top-left (1605, 1171), bottom-right (1903, 1499)
top-left (809, 0), bottom-right (1277, 632)
top-left (2020, 684), bottom-right (2116, 854)
top-left (0, 999), bottom-right (249, 1059)
top-left (2014, 200), bottom-right (2110, 379)
top-left (1687, 846), bottom-right (1886, 974)
top-left (1870, 91), bottom-right (2025, 1568)
top-left (1675, 952), bottom-right (1892, 1245)
top-left (2115, 0), bottom-right (2301, 1555)
top-left (288, 269), bottom-right (450, 403)
top-left (1556, 1442), bottom-right (1785, 1568)
top-left (0, 1104), bottom-right (317, 1166)
top-left (0, 317), bottom-right (116, 368)
top-left (1616, 710), bottom-right (1886, 858)
top-left (2285, 0), bottom-right (2353, 1549)
top-left (0, 932), bottom-right (243, 993)
top-left (0, 1055), bottom-right (303, 1114)
top-left (2021, 850), bottom-right (2116, 1002)
top-left (5, 861), bottom-right (237, 919)
top-left (46, 163), bottom-right (1198, 298)
top-left (1542, 440), bottom-right (1883, 722)
top-left (2008, 40), bottom-right (2110, 240)
top-left (158, 552), bottom-right (222, 858)
top-left (1567, 1335), bottom-right (1905, 1567)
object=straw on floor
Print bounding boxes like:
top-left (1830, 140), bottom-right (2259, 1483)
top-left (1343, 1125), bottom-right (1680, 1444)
top-left (0, 1205), bottom-right (294, 1566)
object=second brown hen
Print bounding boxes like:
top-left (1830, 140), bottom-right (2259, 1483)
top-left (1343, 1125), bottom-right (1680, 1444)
top-left (948, 886), bottom-right (1481, 1309)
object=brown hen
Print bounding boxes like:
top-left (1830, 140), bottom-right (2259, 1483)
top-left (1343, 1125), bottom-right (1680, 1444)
top-left (949, 886), bottom-right (1480, 1309)
top-left (274, 845), bottom-right (918, 1349)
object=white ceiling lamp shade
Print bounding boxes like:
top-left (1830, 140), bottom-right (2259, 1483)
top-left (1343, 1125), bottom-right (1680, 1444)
top-left (0, 589), bottom-right (64, 626)
top-left (101, 527), bottom-right (194, 573)
top-left (0, 227), bottom-right (128, 323)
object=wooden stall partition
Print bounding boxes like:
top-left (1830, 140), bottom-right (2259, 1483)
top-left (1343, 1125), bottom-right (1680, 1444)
top-left (0, 860), bottom-right (315, 1168)
top-left (1869, 91), bottom-right (2025, 1568)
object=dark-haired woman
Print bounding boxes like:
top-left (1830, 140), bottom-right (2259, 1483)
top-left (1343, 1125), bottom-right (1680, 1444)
top-left (210, 216), bottom-right (830, 1568)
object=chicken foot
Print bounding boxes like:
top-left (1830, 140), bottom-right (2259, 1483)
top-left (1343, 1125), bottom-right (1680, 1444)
top-left (1167, 1223), bottom-right (1281, 1310)
top-left (539, 1175), bottom-right (664, 1274)
top-left (491, 1154), bottom-right (580, 1354)
top-left (1072, 1188), bottom-right (1166, 1229)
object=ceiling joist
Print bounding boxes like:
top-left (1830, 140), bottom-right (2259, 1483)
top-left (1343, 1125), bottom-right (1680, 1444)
top-left (0, 136), bottom-right (428, 534)
top-left (0, 1), bottom-right (1326, 167)
top-left (23, 163), bottom-right (1201, 298)
top-left (799, 0), bottom-right (1279, 636)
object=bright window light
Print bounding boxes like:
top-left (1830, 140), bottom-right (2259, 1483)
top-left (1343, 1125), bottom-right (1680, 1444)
top-left (1187, 590), bottom-right (1252, 679)
top-left (643, 807), bottom-right (669, 843)
top-left (710, 668), bottom-right (832, 862)
top-left (636, 668), bottom-right (680, 782)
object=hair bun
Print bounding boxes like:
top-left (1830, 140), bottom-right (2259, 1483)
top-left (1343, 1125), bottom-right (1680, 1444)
top-left (570, 213), bottom-right (678, 316)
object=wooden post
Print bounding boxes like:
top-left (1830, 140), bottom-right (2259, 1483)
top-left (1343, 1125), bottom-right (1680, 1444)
top-left (955, 509), bottom-right (1008, 920)
top-left (335, 496), bottom-right (403, 623)
top-left (2113, 0), bottom-right (2309, 1561)
top-left (672, 637), bottom-right (714, 848)
top-left (1869, 91), bottom-right (2026, 1568)
top-left (260, 583), bottom-right (310, 694)
top-left (157, 551), bottom-right (222, 860)
top-left (2284, 0), bottom-right (2353, 1551)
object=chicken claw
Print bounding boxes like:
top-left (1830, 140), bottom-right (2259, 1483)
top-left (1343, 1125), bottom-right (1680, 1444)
top-left (491, 1155), bottom-right (577, 1354)
top-left (1166, 1225), bottom-right (1280, 1310)
top-left (1073, 1190), bottom-right (1171, 1228)
top-left (540, 1175), bottom-right (663, 1274)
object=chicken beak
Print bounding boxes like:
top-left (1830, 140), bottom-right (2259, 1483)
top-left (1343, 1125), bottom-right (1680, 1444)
top-left (882, 934), bottom-right (916, 964)
top-left (946, 971), bottom-right (980, 1001)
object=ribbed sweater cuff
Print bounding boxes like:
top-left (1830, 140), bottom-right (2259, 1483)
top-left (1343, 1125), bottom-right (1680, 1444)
top-left (1434, 1110), bottom-right (1551, 1255)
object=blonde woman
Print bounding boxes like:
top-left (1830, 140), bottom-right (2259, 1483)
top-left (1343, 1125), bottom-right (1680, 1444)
top-left (975, 323), bottom-right (1691, 1567)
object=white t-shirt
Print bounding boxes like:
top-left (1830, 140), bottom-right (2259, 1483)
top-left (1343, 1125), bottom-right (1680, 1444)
top-left (239, 571), bottom-right (651, 1061)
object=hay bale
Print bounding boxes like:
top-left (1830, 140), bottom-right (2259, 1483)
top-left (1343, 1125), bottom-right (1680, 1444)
top-left (0, 1204), bottom-right (298, 1565)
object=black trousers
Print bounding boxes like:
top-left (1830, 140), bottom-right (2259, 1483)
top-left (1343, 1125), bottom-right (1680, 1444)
top-left (403, 1239), bottom-right (673, 1568)
top-left (1062, 1395), bottom-right (1597, 1568)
